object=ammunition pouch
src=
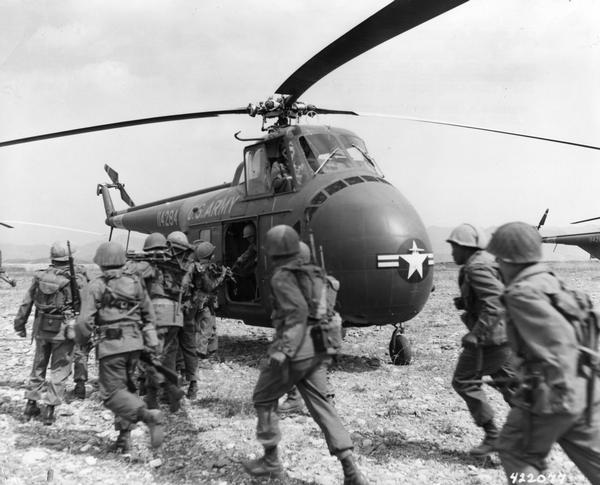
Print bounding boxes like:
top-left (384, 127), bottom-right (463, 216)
top-left (39, 313), bottom-right (64, 333)
top-left (308, 312), bottom-right (343, 355)
top-left (104, 327), bottom-right (124, 340)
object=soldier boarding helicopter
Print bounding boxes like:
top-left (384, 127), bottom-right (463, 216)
top-left (2, 0), bottom-right (599, 363)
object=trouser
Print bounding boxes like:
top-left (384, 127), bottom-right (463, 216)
top-left (158, 325), bottom-right (181, 372)
top-left (196, 306), bottom-right (218, 356)
top-left (99, 351), bottom-right (146, 430)
top-left (252, 355), bottom-right (353, 456)
top-left (497, 403), bottom-right (600, 484)
top-left (25, 338), bottom-right (74, 406)
top-left (452, 343), bottom-right (516, 426)
top-left (178, 312), bottom-right (198, 382)
top-left (288, 359), bottom-right (334, 401)
top-left (73, 342), bottom-right (93, 383)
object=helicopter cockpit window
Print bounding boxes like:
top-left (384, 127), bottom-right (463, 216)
top-left (244, 145), bottom-right (271, 196)
top-left (298, 134), bottom-right (377, 175)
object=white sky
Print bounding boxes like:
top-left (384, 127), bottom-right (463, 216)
top-left (1, 0), bottom-right (599, 247)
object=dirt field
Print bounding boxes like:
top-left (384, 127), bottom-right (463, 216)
top-left (0, 261), bottom-right (596, 485)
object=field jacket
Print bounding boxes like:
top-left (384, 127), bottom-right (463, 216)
top-left (458, 250), bottom-right (507, 346)
top-left (268, 259), bottom-right (314, 361)
top-left (502, 263), bottom-right (593, 415)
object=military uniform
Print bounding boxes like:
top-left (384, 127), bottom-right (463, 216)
top-left (244, 225), bottom-right (366, 484)
top-left (75, 244), bottom-right (165, 451)
top-left (451, 250), bottom-right (516, 448)
top-left (128, 257), bottom-right (185, 410)
top-left (14, 258), bottom-right (88, 423)
top-left (496, 263), bottom-right (600, 482)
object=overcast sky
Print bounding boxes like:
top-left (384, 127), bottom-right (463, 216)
top-left (1, 0), bottom-right (599, 249)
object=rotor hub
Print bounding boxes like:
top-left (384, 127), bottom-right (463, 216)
top-left (247, 94), bottom-right (316, 130)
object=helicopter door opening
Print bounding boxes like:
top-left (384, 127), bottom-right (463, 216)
top-left (225, 220), bottom-right (260, 303)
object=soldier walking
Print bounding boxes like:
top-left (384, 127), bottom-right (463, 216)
top-left (75, 241), bottom-right (165, 452)
top-left (184, 241), bottom-right (230, 397)
top-left (14, 242), bottom-right (88, 424)
top-left (446, 224), bottom-right (516, 455)
top-left (488, 222), bottom-right (600, 483)
top-left (242, 225), bottom-right (366, 484)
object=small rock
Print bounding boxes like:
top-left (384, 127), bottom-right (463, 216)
top-left (224, 442), bottom-right (234, 450)
top-left (80, 444), bottom-right (91, 452)
top-left (362, 439), bottom-right (373, 448)
top-left (84, 456), bottom-right (97, 465)
top-left (149, 458), bottom-right (163, 468)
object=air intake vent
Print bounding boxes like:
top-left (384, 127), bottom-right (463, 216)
top-left (310, 192), bottom-right (328, 205)
top-left (325, 179), bottom-right (348, 195)
top-left (344, 176), bottom-right (364, 185)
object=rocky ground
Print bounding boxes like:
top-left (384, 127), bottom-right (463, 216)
top-left (0, 262), bottom-right (596, 485)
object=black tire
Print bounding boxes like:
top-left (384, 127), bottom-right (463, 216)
top-left (389, 328), bottom-right (412, 365)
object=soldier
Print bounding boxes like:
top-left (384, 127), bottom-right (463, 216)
top-left (487, 222), bottom-right (600, 483)
top-left (232, 223), bottom-right (258, 301)
top-left (242, 225), bottom-right (366, 484)
top-left (279, 241), bottom-right (336, 415)
top-left (131, 232), bottom-right (185, 412)
top-left (75, 241), bottom-right (165, 453)
top-left (185, 241), bottom-right (230, 384)
top-left (165, 231), bottom-right (197, 400)
top-left (446, 224), bottom-right (516, 455)
top-left (14, 242), bottom-right (88, 424)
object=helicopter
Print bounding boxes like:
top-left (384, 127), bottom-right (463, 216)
top-left (538, 209), bottom-right (600, 260)
top-left (0, 223), bottom-right (17, 287)
top-left (2, 0), bottom-right (599, 362)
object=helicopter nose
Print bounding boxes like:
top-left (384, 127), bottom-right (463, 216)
top-left (309, 178), bottom-right (434, 325)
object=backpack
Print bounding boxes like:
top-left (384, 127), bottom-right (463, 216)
top-left (285, 263), bottom-right (343, 355)
top-left (548, 278), bottom-right (599, 378)
top-left (34, 268), bottom-right (71, 314)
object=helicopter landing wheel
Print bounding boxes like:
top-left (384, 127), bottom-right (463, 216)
top-left (389, 324), bottom-right (412, 365)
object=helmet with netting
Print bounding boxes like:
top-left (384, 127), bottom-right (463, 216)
top-left (50, 242), bottom-right (69, 262)
top-left (93, 241), bottom-right (126, 267)
top-left (144, 232), bottom-right (167, 251)
top-left (487, 221), bottom-right (542, 263)
top-left (167, 231), bottom-right (191, 250)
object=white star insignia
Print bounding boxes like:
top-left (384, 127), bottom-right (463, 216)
top-left (399, 241), bottom-right (429, 279)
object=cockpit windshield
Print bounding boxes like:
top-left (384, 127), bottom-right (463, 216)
top-left (297, 133), bottom-right (378, 175)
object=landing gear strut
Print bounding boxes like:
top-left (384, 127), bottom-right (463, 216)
top-left (389, 324), bottom-right (412, 365)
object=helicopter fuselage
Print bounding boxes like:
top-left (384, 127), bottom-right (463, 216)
top-left (102, 124), bottom-right (434, 328)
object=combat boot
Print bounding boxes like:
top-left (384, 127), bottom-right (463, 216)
top-left (41, 405), bottom-right (55, 425)
top-left (145, 388), bottom-right (159, 409)
top-left (138, 408), bottom-right (165, 448)
top-left (242, 446), bottom-right (283, 478)
top-left (74, 381), bottom-right (86, 400)
top-left (23, 399), bottom-right (41, 420)
top-left (112, 430), bottom-right (131, 454)
top-left (470, 419), bottom-right (499, 456)
top-left (165, 383), bottom-right (185, 412)
top-left (187, 380), bottom-right (198, 400)
top-left (340, 453), bottom-right (368, 485)
top-left (278, 388), bottom-right (303, 415)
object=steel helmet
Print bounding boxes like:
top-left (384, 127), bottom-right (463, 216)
top-left (50, 242), bottom-right (69, 262)
top-left (265, 225), bottom-right (299, 257)
top-left (298, 241), bottom-right (311, 264)
top-left (194, 241), bottom-right (215, 260)
top-left (167, 231), bottom-right (191, 250)
top-left (144, 232), bottom-right (167, 251)
top-left (242, 224), bottom-right (256, 239)
top-left (487, 221), bottom-right (542, 264)
top-left (93, 241), bottom-right (126, 267)
top-left (446, 223), bottom-right (488, 249)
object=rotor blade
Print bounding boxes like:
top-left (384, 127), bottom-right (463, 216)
top-left (571, 216), bottom-right (600, 225)
top-left (0, 108), bottom-right (248, 147)
top-left (104, 164), bottom-right (120, 184)
top-left (340, 111), bottom-right (600, 151)
top-left (3, 220), bottom-right (103, 235)
top-left (537, 209), bottom-right (549, 231)
top-left (0, 222), bottom-right (14, 229)
top-left (119, 187), bottom-right (135, 208)
top-left (276, 0), bottom-right (469, 103)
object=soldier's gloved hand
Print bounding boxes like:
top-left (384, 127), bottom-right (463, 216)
top-left (461, 332), bottom-right (478, 348)
top-left (453, 297), bottom-right (465, 310)
top-left (16, 329), bottom-right (26, 338)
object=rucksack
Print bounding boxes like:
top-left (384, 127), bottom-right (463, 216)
top-left (34, 268), bottom-right (71, 314)
top-left (548, 278), bottom-right (599, 374)
top-left (285, 263), bottom-right (343, 354)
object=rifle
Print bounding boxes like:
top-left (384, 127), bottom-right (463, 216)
top-left (139, 348), bottom-right (179, 386)
top-left (67, 241), bottom-right (81, 313)
top-left (126, 250), bottom-right (171, 263)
